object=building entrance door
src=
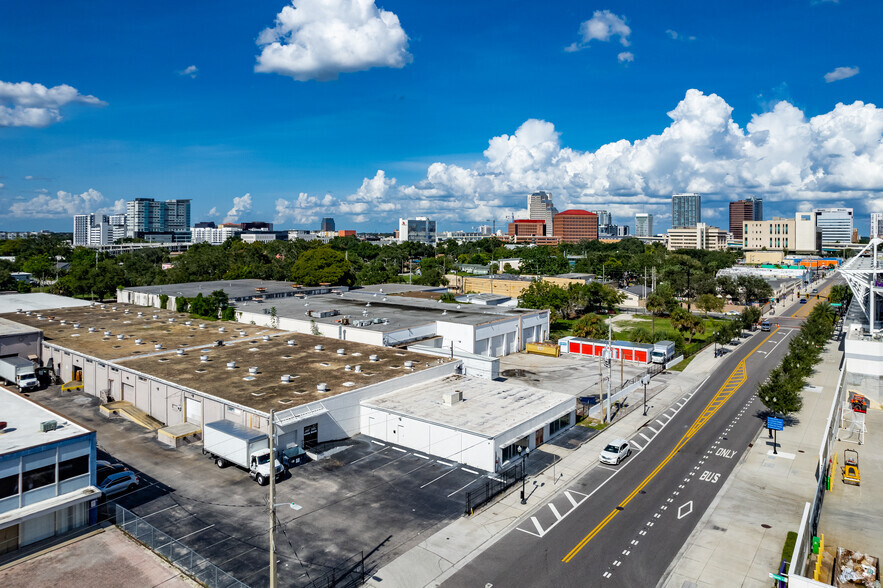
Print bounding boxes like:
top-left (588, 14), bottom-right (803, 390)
top-left (304, 423), bottom-right (318, 449)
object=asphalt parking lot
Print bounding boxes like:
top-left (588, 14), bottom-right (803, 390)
top-left (25, 386), bottom-right (531, 588)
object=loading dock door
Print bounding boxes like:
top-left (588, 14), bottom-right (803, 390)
top-left (185, 398), bottom-right (202, 425)
top-left (122, 383), bottom-right (135, 403)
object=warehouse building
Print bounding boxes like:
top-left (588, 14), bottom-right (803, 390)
top-left (1, 303), bottom-right (572, 472)
top-left (117, 279), bottom-right (346, 309)
top-left (0, 389), bottom-right (99, 555)
top-left (0, 317), bottom-right (43, 361)
top-left (360, 375), bottom-right (575, 472)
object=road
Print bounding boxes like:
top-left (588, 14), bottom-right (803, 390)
top-left (443, 278), bottom-right (837, 588)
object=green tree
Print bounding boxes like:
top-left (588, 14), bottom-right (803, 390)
top-left (670, 308), bottom-right (705, 343)
top-left (573, 314), bottom-right (608, 339)
top-left (629, 326), bottom-right (653, 343)
top-left (757, 366), bottom-right (803, 417)
top-left (291, 247), bottom-right (354, 286)
top-left (159, 294), bottom-right (169, 310)
top-left (518, 281), bottom-right (569, 313)
top-left (695, 293), bottom-right (724, 317)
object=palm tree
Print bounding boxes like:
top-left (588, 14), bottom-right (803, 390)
top-left (645, 293), bottom-right (666, 337)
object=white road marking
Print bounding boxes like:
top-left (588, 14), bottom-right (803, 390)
top-left (647, 426), bottom-right (658, 434)
top-left (655, 420), bottom-right (666, 427)
top-left (677, 501), bottom-right (693, 519)
top-left (613, 560), bottom-right (621, 566)
top-left (461, 468), bottom-right (479, 475)
top-left (420, 469), bottom-right (455, 488)
top-left (623, 549), bottom-right (630, 555)
top-left (141, 504), bottom-right (179, 518)
top-left (631, 539), bottom-right (639, 545)
top-left (171, 524), bottom-right (215, 542)
top-left (548, 503), bottom-right (562, 521)
top-left (603, 572), bottom-right (612, 578)
top-left (350, 446), bottom-right (391, 464)
top-left (639, 530), bottom-right (646, 536)
top-left (565, 491), bottom-right (580, 508)
top-left (767, 450), bottom-right (796, 460)
top-left (392, 446), bottom-right (407, 453)
top-left (371, 440), bottom-right (386, 446)
top-left (448, 478), bottom-right (480, 498)
top-left (640, 433), bottom-right (652, 443)
top-left (630, 440), bottom-right (643, 451)
top-left (437, 460), bottom-right (454, 467)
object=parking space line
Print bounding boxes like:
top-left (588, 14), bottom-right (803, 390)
top-left (461, 468), bottom-right (479, 475)
top-left (447, 477), bottom-right (481, 498)
top-left (640, 433), bottom-right (651, 443)
top-left (371, 452), bottom-right (413, 472)
top-left (437, 460), bottom-right (454, 467)
top-left (549, 503), bottom-right (563, 521)
top-left (140, 504), bottom-right (179, 518)
top-left (170, 524), bottom-right (215, 543)
top-left (565, 492), bottom-right (580, 508)
top-left (420, 469), bottom-right (455, 488)
top-left (371, 440), bottom-right (386, 446)
top-left (646, 426), bottom-right (658, 434)
top-left (630, 440), bottom-right (643, 451)
top-left (391, 446), bottom-right (407, 453)
top-left (349, 446), bottom-right (391, 464)
top-left (414, 454), bottom-right (430, 460)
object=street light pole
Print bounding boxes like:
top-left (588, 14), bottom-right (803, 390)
top-left (519, 446), bottom-right (530, 504)
top-left (269, 409), bottom-right (277, 588)
top-left (641, 374), bottom-right (651, 416)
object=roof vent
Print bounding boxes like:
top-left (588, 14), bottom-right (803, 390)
top-left (60, 320), bottom-right (67, 325)
top-left (88, 327), bottom-right (96, 333)
top-left (263, 335), bottom-right (270, 341)
top-left (281, 374), bottom-right (291, 383)
top-left (442, 310), bottom-right (447, 315)
top-left (337, 348), bottom-right (345, 355)
top-left (369, 354), bottom-right (378, 362)
top-left (227, 361), bottom-right (237, 369)
top-left (73, 323), bottom-right (81, 329)
top-left (457, 305), bottom-right (461, 309)
top-left (176, 349), bottom-right (185, 356)
top-left (154, 343), bottom-right (163, 350)
top-left (366, 302), bottom-right (371, 307)
top-left (112, 306), bottom-right (117, 311)
top-left (404, 361), bottom-right (414, 369)
top-left (287, 339), bottom-right (295, 346)
top-left (124, 309), bottom-right (130, 314)
top-left (135, 338), bottom-right (143, 345)
top-left (317, 383), bottom-right (328, 392)
top-left (117, 334), bottom-right (125, 340)
top-left (26, 311), bottom-right (32, 315)
top-left (248, 366), bottom-right (258, 375)
top-left (345, 364), bottom-right (352, 371)
top-left (200, 354), bottom-right (209, 362)
top-left (443, 390), bottom-right (463, 406)
top-left (137, 312), bottom-right (143, 317)
top-left (239, 330), bottom-right (247, 336)
top-left (104, 330), bottom-right (112, 337)
top-left (315, 345), bottom-right (324, 351)
top-left (152, 314), bottom-right (158, 319)
top-left (218, 327), bottom-right (226, 333)
top-left (185, 320), bottom-right (192, 326)
top-left (101, 305), bottom-right (106, 309)
top-left (199, 324), bottom-right (206, 329)
top-left (354, 365), bottom-right (362, 373)
top-left (168, 318), bottom-right (175, 323)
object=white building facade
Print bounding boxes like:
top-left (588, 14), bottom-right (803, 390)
top-left (813, 207), bottom-right (853, 244)
top-left (190, 226), bottom-right (241, 245)
top-left (635, 213), bottom-right (653, 237)
top-left (527, 191), bottom-right (558, 229)
top-left (398, 217), bottom-right (437, 244)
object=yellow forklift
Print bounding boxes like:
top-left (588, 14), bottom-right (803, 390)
top-left (842, 449), bottom-right (861, 486)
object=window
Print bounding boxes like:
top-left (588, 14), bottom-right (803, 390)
top-left (501, 438), bottom-right (528, 462)
top-left (23, 464), bottom-right (55, 491)
top-left (549, 415), bottom-right (570, 435)
top-left (0, 474), bottom-right (19, 499)
top-left (58, 455), bottom-right (89, 481)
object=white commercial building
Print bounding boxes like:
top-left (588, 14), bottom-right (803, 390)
top-left (871, 212), bottom-right (883, 239)
top-left (360, 375), bottom-right (575, 472)
top-left (0, 389), bottom-right (99, 555)
top-left (813, 207), bottom-right (853, 244)
top-left (635, 213), bottom-right (653, 237)
top-left (190, 225), bottom-right (241, 245)
top-left (74, 214), bottom-right (127, 246)
top-left (397, 217), bottom-right (437, 244)
top-left (743, 217), bottom-right (795, 251)
top-left (666, 222), bottom-right (728, 251)
top-left (794, 212), bottom-right (822, 253)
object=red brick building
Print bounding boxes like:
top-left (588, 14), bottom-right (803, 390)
top-left (552, 210), bottom-right (598, 243)
top-left (508, 219), bottom-right (546, 237)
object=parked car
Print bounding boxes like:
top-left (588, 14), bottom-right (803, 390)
top-left (98, 470), bottom-right (139, 497)
top-left (725, 310), bottom-right (740, 316)
top-left (96, 463), bottom-right (128, 485)
top-left (599, 439), bottom-right (631, 465)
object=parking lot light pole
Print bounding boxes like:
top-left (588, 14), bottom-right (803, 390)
top-left (641, 374), bottom-right (651, 416)
top-left (269, 409), bottom-right (277, 588)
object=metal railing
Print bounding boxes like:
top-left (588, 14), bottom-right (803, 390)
top-left (115, 504), bottom-right (248, 588)
top-left (464, 462), bottom-right (522, 515)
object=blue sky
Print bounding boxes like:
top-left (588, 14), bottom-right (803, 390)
top-left (2, 0), bottom-right (882, 234)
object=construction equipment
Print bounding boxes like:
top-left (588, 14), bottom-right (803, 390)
top-left (842, 449), bottom-right (861, 486)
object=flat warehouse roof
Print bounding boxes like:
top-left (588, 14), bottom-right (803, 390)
top-left (0, 305), bottom-right (276, 361)
top-left (0, 293), bottom-right (93, 314)
top-left (123, 279), bottom-right (337, 300)
top-left (0, 317), bottom-right (42, 337)
top-left (363, 374), bottom-right (574, 438)
top-left (0, 388), bottom-right (91, 454)
top-left (118, 334), bottom-right (451, 414)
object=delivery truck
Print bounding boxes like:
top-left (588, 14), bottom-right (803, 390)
top-left (651, 341), bottom-right (676, 365)
top-left (203, 420), bottom-right (283, 486)
top-left (0, 356), bottom-right (39, 391)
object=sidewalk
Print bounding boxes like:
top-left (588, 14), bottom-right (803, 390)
top-left (364, 343), bottom-right (725, 588)
top-left (659, 332), bottom-right (845, 588)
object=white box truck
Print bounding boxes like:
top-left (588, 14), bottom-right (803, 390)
top-left (203, 420), bottom-right (283, 486)
top-left (0, 356), bottom-right (39, 391)
top-left (651, 341), bottom-right (676, 365)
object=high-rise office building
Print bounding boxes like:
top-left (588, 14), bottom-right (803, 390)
top-left (813, 208), bottom-right (853, 244)
top-left (73, 214), bottom-right (95, 246)
top-left (527, 191), bottom-right (558, 234)
top-left (871, 212), bottom-right (883, 239)
top-left (126, 198), bottom-right (191, 238)
top-left (552, 210), bottom-right (598, 243)
top-left (591, 210), bottom-right (612, 227)
top-left (729, 196), bottom-right (763, 240)
top-left (397, 217), bottom-right (437, 244)
top-left (635, 213), bottom-right (653, 237)
top-left (320, 217), bottom-right (336, 232)
top-left (74, 213), bottom-right (127, 246)
top-left (672, 193), bottom-right (701, 229)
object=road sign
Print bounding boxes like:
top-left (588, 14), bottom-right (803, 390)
top-left (831, 303), bottom-right (842, 307)
top-left (767, 416), bottom-right (784, 431)
top-left (769, 572), bottom-right (788, 582)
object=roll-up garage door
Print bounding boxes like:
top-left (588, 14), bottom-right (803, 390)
top-left (185, 397), bottom-right (202, 425)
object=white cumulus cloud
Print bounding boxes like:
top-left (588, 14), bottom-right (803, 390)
top-left (9, 188), bottom-right (105, 218)
top-left (255, 0), bottom-right (412, 81)
top-left (274, 192), bottom-right (335, 225)
top-left (319, 90), bottom-right (883, 228)
top-left (0, 81), bottom-right (106, 128)
top-left (224, 193), bottom-right (253, 223)
top-left (178, 65), bottom-right (199, 78)
top-left (571, 10), bottom-right (631, 50)
top-left (824, 66), bottom-right (859, 83)
top-left (618, 52), bottom-right (634, 63)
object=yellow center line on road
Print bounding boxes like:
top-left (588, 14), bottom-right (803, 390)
top-left (790, 281), bottom-right (834, 318)
top-left (561, 327), bottom-right (780, 564)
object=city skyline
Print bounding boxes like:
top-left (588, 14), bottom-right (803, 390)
top-left (2, 1), bottom-right (883, 233)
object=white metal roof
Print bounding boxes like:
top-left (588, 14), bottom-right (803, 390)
top-left (0, 293), bottom-right (93, 314)
top-left (0, 388), bottom-right (91, 455)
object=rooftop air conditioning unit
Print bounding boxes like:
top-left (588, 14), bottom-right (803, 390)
top-left (287, 339), bottom-right (295, 346)
top-left (227, 361), bottom-right (237, 369)
top-left (281, 374), bottom-right (291, 383)
top-left (40, 420), bottom-right (58, 432)
top-left (315, 345), bottom-right (324, 351)
top-left (337, 349), bottom-right (345, 355)
top-left (369, 355), bottom-right (379, 362)
top-left (249, 366), bottom-right (258, 375)
top-left (317, 383), bottom-right (328, 392)
top-left (443, 390), bottom-right (463, 406)
top-left (155, 343), bottom-right (163, 350)
top-left (263, 335), bottom-right (270, 341)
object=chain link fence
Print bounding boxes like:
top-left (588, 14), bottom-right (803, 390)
top-left (115, 504), bottom-right (249, 588)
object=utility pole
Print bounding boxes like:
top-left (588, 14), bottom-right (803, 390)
top-left (606, 322), bottom-right (612, 422)
top-left (269, 410), bottom-right (277, 588)
top-left (643, 266), bottom-right (647, 299)
top-left (651, 266), bottom-right (657, 292)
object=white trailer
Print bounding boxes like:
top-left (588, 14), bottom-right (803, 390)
top-left (203, 420), bottom-right (283, 486)
top-left (0, 356), bottom-right (38, 391)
